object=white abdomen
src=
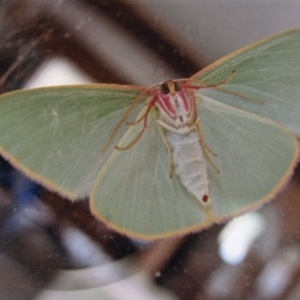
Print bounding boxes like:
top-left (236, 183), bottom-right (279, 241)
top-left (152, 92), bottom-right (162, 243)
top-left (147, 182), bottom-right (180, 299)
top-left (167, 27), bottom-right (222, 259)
top-left (167, 131), bottom-right (210, 205)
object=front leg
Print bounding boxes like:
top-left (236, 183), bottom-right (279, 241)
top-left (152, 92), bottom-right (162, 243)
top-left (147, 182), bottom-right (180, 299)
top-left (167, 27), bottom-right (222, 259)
top-left (156, 120), bottom-right (194, 135)
top-left (156, 122), bottom-right (175, 178)
top-left (194, 119), bottom-right (220, 173)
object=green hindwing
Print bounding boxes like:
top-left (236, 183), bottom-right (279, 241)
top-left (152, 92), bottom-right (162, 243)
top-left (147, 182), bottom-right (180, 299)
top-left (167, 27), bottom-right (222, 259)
top-left (90, 95), bottom-right (298, 240)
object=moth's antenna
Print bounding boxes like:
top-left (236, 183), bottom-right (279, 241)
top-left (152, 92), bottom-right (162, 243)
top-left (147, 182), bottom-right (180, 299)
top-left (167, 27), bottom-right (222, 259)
top-left (174, 70), bottom-right (235, 88)
top-left (185, 71), bottom-right (263, 104)
top-left (212, 86), bottom-right (263, 104)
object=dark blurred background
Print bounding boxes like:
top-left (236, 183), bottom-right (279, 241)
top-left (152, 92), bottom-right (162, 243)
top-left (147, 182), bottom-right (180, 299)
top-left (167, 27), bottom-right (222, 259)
top-left (1, 1), bottom-right (300, 299)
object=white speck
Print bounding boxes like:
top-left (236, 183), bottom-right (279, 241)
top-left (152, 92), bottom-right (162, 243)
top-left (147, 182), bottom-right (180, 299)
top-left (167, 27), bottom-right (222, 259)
top-left (76, 20), bottom-right (85, 31)
top-left (156, 68), bottom-right (164, 75)
top-left (50, 109), bottom-right (59, 127)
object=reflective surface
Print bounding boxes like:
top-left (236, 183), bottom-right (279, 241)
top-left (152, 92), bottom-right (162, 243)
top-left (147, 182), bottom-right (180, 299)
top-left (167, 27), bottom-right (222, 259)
top-left (1, 1), bottom-right (300, 299)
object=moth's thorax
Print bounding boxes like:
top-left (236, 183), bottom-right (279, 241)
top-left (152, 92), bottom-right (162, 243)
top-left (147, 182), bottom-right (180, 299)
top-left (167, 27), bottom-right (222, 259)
top-left (155, 81), bottom-right (196, 132)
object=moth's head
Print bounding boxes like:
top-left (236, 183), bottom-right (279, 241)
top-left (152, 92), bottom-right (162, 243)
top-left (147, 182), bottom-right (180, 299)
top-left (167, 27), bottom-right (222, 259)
top-left (160, 80), bottom-right (181, 96)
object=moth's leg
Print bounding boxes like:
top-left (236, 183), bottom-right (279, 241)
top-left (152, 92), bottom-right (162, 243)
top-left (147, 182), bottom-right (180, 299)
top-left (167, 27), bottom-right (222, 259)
top-left (195, 119), bottom-right (220, 173)
top-left (115, 107), bottom-right (148, 151)
top-left (195, 118), bottom-right (217, 156)
top-left (157, 122), bottom-right (175, 178)
top-left (115, 128), bottom-right (145, 150)
top-left (156, 120), bottom-right (180, 134)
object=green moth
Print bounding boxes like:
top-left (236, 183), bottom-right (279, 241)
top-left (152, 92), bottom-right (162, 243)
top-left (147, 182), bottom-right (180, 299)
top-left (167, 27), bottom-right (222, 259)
top-left (0, 29), bottom-right (299, 240)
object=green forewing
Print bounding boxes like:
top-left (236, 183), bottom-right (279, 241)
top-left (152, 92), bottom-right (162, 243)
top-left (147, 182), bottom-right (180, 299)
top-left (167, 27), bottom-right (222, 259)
top-left (194, 29), bottom-right (300, 136)
top-left (0, 85), bottom-right (142, 198)
top-left (90, 95), bottom-right (297, 239)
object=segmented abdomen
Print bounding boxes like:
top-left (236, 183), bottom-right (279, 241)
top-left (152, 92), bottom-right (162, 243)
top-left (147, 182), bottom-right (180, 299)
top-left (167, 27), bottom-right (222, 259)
top-left (167, 131), bottom-right (210, 205)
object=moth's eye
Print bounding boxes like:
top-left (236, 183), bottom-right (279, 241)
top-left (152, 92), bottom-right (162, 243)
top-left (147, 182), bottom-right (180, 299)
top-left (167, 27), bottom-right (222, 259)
top-left (174, 81), bottom-right (181, 91)
top-left (160, 83), bottom-right (170, 94)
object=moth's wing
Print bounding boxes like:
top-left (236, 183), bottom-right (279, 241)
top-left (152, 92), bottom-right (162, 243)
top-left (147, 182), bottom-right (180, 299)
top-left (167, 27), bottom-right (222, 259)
top-left (198, 95), bottom-right (298, 220)
top-left (193, 29), bottom-right (300, 137)
top-left (0, 85), bottom-right (143, 199)
top-left (91, 98), bottom-right (298, 240)
top-left (91, 108), bottom-right (211, 240)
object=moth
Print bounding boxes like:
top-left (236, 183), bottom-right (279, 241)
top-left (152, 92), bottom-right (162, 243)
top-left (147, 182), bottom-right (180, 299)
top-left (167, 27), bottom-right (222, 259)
top-left (0, 29), bottom-right (299, 240)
